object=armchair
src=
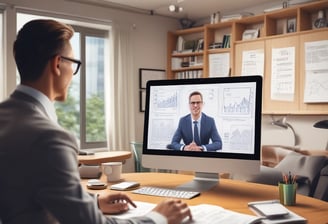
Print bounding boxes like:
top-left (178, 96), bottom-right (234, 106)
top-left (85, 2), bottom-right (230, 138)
top-left (233, 145), bottom-right (328, 201)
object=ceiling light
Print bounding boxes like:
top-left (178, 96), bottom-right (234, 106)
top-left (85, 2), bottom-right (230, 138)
top-left (168, 4), bottom-right (183, 13)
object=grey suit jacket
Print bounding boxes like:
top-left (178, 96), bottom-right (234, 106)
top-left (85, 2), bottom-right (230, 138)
top-left (0, 90), bottom-right (154, 224)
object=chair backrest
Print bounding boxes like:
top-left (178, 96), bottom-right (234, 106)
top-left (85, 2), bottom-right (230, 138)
top-left (130, 142), bottom-right (150, 172)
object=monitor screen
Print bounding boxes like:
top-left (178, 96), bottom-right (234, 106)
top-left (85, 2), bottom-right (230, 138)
top-left (142, 75), bottom-right (262, 191)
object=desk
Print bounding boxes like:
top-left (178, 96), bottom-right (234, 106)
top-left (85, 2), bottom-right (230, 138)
top-left (81, 172), bottom-right (328, 224)
top-left (78, 151), bottom-right (131, 165)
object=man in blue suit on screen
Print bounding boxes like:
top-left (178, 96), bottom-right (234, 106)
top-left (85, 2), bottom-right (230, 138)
top-left (167, 91), bottom-right (222, 152)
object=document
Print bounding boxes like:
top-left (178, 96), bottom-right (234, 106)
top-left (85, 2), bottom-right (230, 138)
top-left (209, 53), bottom-right (230, 77)
top-left (271, 47), bottom-right (295, 101)
top-left (110, 201), bottom-right (262, 224)
top-left (241, 49), bottom-right (264, 77)
top-left (303, 40), bottom-right (328, 103)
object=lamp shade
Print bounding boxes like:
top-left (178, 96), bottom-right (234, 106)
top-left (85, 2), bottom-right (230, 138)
top-left (313, 120), bottom-right (328, 129)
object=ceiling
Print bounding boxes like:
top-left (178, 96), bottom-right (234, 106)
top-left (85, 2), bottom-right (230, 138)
top-left (70, 0), bottom-right (285, 22)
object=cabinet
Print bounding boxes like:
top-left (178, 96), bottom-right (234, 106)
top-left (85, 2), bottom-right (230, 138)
top-left (167, 0), bottom-right (328, 114)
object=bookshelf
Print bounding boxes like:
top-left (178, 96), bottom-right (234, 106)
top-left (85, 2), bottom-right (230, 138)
top-left (167, 0), bottom-right (328, 114)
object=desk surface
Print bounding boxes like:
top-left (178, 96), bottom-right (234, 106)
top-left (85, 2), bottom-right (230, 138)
top-left (78, 151), bottom-right (131, 165)
top-left (81, 172), bottom-right (328, 224)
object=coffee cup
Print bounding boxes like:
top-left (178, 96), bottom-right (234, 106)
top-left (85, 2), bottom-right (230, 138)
top-left (102, 162), bottom-right (122, 182)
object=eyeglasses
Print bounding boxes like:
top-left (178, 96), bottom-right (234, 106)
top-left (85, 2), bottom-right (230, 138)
top-left (60, 56), bottom-right (82, 75)
top-left (189, 101), bottom-right (203, 105)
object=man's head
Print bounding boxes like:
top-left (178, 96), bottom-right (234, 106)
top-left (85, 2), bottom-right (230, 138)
top-left (13, 19), bottom-right (80, 101)
top-left (189, 91), bottom-right (203, 119)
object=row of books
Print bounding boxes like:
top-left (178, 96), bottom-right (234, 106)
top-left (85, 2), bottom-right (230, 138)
top-left (171, 56), bottom-right (203, 70)
top-left (175, 36), bottom-right (204, 53)
top-left (208, 34), bottom-right (231, 49)
top-left (175, 70), bottom-right (203, 79)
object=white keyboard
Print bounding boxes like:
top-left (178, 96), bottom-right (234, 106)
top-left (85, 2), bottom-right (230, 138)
top-left (132, 186), bottom-right (200, 199)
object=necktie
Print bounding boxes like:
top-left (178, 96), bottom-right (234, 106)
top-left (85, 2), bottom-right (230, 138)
top-left (193, 121), bottom-right (201, 146)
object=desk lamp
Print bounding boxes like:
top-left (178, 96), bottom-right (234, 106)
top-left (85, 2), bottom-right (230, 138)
top-left (313, 120), bottom-right (328, 150)
top-left (271, 116), bottom-right (300, 148)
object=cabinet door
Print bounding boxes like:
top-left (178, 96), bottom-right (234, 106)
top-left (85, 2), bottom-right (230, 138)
top-left (299, 30), bottom-right (328, 114)
top-left (263, 35), bottom-right (300, 114)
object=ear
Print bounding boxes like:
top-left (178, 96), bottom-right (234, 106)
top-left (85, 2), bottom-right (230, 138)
top-left (50, 55), bottom-right (61, 76)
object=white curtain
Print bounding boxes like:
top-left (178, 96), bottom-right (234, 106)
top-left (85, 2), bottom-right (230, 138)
top-left (105, 23), bottom-right (136, 151)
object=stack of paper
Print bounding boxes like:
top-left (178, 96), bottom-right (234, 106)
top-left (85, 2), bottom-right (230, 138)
top-left (110, 201), bottom-right (262, 224)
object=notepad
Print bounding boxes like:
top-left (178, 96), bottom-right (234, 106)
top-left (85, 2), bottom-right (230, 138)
top-left (110, 181), bottom-right (140, 190)
top-left (248, 200), bottom-right (288, 218)
top-left (248, 200), bottom-right (307, 224)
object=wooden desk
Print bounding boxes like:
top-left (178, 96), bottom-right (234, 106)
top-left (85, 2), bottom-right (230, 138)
top-left (78, 151), bottom-right (131, 165)
top-left (81, 172), bottom-right (328, 224)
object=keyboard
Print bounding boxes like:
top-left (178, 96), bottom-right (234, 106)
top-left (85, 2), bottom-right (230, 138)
top-left (132, 186), bottom-right (200, 199)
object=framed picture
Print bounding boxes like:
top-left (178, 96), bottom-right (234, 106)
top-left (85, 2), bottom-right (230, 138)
top-left (139, 68), bottom-right (166, 89)
top-left (242, 29), bottom-right (259, 40)
top-left (139, 90), bottom-right (146, 112)
top-left (287, 18), bottom-right (296, 33)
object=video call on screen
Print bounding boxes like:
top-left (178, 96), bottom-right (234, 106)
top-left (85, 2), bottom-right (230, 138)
top-left (146, 82), bottom-right (257, 155)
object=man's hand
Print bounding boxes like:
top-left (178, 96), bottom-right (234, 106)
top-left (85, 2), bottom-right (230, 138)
top-left (184, 142), bottom-right (203, 151)
top-left (152, 199), bottom-right (192, 224)
top-left (98, 192), bottom-right (136, 214)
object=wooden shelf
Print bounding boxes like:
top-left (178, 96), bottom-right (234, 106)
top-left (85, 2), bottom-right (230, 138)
top-left (167, 0), bottom-right (328, 115)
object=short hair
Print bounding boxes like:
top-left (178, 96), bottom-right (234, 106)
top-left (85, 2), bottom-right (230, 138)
top-left (13, 19), bottom-right (74, 82)
top-left (189, 91), bottom-right (203, 102)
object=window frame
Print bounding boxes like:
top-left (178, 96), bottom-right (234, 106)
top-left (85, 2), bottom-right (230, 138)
top-left (15, 12), bottom-right (111, 151)
top-left (68, 25), bottom-right (109, 150)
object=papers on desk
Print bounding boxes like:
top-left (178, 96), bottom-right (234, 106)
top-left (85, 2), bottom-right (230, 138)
top-left (109, 201), bottom-right (262, 224)
top-left (248, 200), bottom-right (307, 224)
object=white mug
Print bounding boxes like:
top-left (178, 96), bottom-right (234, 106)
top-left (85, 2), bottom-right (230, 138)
top-left (102, 162), bottom-right (122, 182)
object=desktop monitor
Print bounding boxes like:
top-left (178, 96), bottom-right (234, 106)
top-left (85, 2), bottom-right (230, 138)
top-left (142, 75), bottom-right (262, 191)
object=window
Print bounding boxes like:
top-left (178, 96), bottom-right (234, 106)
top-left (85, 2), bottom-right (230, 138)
top-left (17, 13), bottom-right (110, 150)
top-left (56, 26), bottom-right (108, 149)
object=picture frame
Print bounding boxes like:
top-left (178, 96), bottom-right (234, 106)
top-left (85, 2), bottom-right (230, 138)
top-left (139, 90), bottom-right (146, 112)
top-left (139, 68), bottom-right (166, 89)
top-left (242, 29), bottom-right (259, 40)
top-left (287, 18), bottom-right (296, 33)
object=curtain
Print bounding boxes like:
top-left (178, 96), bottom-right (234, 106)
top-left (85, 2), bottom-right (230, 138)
top-left (105, 23), bottom-right (136, 151)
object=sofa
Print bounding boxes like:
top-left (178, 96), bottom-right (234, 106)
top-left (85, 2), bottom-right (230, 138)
top-left (233, 145), bottom-right (328, 202)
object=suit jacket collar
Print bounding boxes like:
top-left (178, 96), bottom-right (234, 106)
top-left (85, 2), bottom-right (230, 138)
top-left (11, 90), bottom-right (50, 120)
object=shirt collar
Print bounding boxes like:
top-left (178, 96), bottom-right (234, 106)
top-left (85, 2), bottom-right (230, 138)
top-left (16, 84), bottom-right (58, 123)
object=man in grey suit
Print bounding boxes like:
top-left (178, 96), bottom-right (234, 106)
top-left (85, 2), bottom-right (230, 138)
top-left (167, 91), bottom-right (222, 152)
top-left (0, 19), bottom-right (191, 224)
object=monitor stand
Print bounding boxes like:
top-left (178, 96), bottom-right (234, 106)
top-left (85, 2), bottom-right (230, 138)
top-left (175, 172), bottom-right (219, 192)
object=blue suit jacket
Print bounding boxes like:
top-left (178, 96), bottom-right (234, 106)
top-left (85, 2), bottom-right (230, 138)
top-left (168, 113), bottom-right (222, 151)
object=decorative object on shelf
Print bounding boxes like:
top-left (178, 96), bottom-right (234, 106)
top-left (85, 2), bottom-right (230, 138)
top-left (242, 29), bottom-right (259, 40)
top-left (313, 119), bottom-right (328, 150)
top-left (179, 18), bottom-right (195, 29)
top-left (314, 9), bottom-right (327, 29)
top-left (271, 116), bottom-right (300, 148)
top-left (210, 11), bottom-right (221, 24)
top-left (287, 18), bottom-right (297, 33)
top-left (220, 12), bottom-right (253, 22)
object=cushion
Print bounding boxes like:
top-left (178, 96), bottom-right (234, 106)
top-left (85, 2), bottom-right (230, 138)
top-left (275, 152), bottom-right (327, 183)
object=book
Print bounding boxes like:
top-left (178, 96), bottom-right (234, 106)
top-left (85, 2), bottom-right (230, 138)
top-left (221, 12), bottom-right (254, 22)
top-left (111, 201), bottom-right (262, 224)
top-left (248, 200), bottom-right (307, 224)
